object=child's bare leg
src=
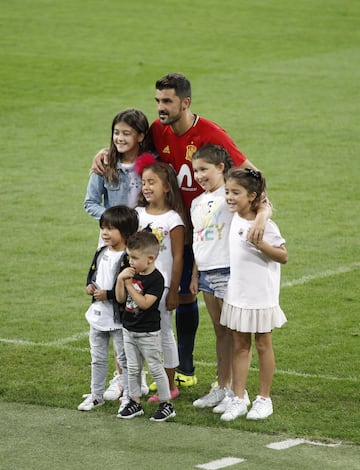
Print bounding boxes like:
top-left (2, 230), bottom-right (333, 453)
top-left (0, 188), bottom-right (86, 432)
top-left (165, 367), bottom-right (176, 391)
top-left (255, 332), bottom-right (274, 397)
top-left (203, 292), bottom-right (232, 389)
top-left (232, 331), bottom-right (251, 399)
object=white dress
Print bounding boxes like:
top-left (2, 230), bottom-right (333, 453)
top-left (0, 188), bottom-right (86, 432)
top-left (220, 213), bottom-right (287, 333)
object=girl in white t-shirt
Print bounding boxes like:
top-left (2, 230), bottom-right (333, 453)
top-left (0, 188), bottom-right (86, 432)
top-left (220, 168), bottom-right (288, 422)
top-left (135, 159), bottom-right (187, 401)
top-left (189, 145), bottom-right (236, 409)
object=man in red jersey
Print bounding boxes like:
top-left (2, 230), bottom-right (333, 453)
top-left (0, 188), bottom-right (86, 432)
top-left (149, 73), bottom-right (268, 388)
top-left (91, 73), bottom-right (269, 389)
top-left (151, 73), bottom-right (250, 213)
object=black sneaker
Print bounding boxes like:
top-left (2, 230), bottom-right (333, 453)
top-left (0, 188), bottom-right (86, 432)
top-left (150, 402), bottom-right (176, 422)
top-left (118, 399), bottom-right (144, 419)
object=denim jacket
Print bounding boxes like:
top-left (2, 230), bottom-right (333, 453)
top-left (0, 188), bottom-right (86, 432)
top-left (84, 165), bottom-right (141, 220)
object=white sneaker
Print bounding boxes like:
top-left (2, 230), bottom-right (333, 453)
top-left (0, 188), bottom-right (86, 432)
top-left (246, 396), bottom-right (273, 420)
top-left (141, 370), bottom-right (149, 395)
top-left (213, 390), bottom-right (234, 413)
top-left (193, 384), bottom-right (226, 408)
top-left (78, 394), bottom-right (105, 411)
top-left (103, 372), bottom-right (124, 401)
top-left (213, 389), bottom-right (250, 413)
top-left (220, 396), bottom-right (248, 421)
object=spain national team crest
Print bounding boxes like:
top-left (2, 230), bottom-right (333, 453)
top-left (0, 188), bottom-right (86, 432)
top-left (185, 144), bottom-right (197, 161)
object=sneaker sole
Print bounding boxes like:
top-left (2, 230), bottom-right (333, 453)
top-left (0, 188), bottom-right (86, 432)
top-left (220, 409), bottom-right (247, 421)
top-left (193, 400), bottom-right (222, 408)
top-left (246, 410), bottom-right (273, 420)
top-left (118, 410), bottom-right (144, 419)
top-left (193, 395), bottom-right (224, 408)
top-left (78, 402), bottom-right (105, 412)
top-left (149, 411), bottom-right (176, 422)
top-left (213, 402), bottom-right (230, 413)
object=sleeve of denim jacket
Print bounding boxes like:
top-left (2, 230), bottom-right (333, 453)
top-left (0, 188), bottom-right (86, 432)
top-left (84, 172), bottom-right (106, 220)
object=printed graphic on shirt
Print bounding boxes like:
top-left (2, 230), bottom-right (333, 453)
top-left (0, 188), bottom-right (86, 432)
top-left (139, 223), bottom-right (169, 253)
top-left (125, 279), bottom-right (144, 316)
top-left (192, 198), bottom-right (226, 241)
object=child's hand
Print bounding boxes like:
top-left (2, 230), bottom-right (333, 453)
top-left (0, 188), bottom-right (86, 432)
top-left (86, 284), bottom-right (96, 295)
top-left (166, 289), bottom-right (179, 311)
top-left (93, 289), bottom-right (107, 301)
top-left (189, 277), bottom-right (199, 295)
top-left (118, 267), bottom-right (136, 280)
top-left (90, 148), bottom-right (109, 175)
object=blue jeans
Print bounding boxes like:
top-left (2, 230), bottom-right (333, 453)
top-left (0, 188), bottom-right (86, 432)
top-left (89, 326), bottom-right (127, 397)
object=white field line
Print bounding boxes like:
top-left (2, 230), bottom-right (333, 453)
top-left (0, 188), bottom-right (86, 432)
top-left (266, 438), bottom-right (341, 450)
top-left (195, 360), bottom-right (359, 383)
top-left (195, 457), bottom-right (246, 469)
top-left (195, 262), bottom-right (360, 309)
top-left (1, 263), bottom-right (359, 382)
top-left (280, 262), bottom-right (360, 288)
top-left (0, 332), bottom-right (89, 352)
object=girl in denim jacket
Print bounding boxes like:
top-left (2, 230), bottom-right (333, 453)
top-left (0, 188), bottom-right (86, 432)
top-left (84, 108), bottom-right (150, 220)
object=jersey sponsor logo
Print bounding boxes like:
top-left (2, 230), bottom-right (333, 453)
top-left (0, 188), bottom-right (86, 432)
top-left (185, 144), bottom-right (197, 162)
top-left (177, 163), bottom-right (194, 189)
top-left (162, 145), bottom-right (170, 154)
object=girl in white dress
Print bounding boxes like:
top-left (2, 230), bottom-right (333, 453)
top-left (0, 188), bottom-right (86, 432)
top-left (189, 145), bottom-right (271, 411)
top-left (220, 168), bottom-right (288, 421)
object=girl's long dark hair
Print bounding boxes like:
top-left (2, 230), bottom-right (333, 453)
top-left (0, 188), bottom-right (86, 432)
top-left (105, 108), bottom-right (149, 184)
top-left (138, 161), bottom-right (188, 232)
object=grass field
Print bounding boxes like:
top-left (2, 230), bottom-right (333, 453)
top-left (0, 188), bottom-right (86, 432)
top-left (1, 0), bottom-right (359, 468)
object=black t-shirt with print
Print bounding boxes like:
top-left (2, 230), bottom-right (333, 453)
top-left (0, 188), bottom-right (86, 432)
top-left (122, 268), bottom-right (164, 333)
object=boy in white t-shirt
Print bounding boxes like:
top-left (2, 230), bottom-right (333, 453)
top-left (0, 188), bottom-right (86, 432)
top-left (78, 205), bottom-right (138, 411)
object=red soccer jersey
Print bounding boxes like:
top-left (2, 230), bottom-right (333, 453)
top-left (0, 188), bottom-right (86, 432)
top-left (150, 115), bottom-right (246, 211)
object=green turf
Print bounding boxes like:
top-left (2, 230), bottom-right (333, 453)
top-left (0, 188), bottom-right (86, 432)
top-left (2, 401), bottom-right (359, 470)
top-left (0, 0), bottom-right (359, 467)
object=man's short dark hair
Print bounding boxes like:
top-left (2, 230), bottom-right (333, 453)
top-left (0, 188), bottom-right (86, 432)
top-left (155, 72), bottom-right (191, 100)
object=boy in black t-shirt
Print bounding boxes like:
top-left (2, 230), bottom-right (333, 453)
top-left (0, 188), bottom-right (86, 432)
top-left (115, 231), bottom-right (176, 422)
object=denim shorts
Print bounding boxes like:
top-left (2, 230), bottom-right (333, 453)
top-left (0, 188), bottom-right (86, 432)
top-left (198, 267), bottom-right (230, 299)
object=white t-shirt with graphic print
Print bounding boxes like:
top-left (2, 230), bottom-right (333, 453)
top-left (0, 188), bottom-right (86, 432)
top-left (136, 207), bottom-right (184, 288)
top-left (190, 185), bottom-right (232, 271)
